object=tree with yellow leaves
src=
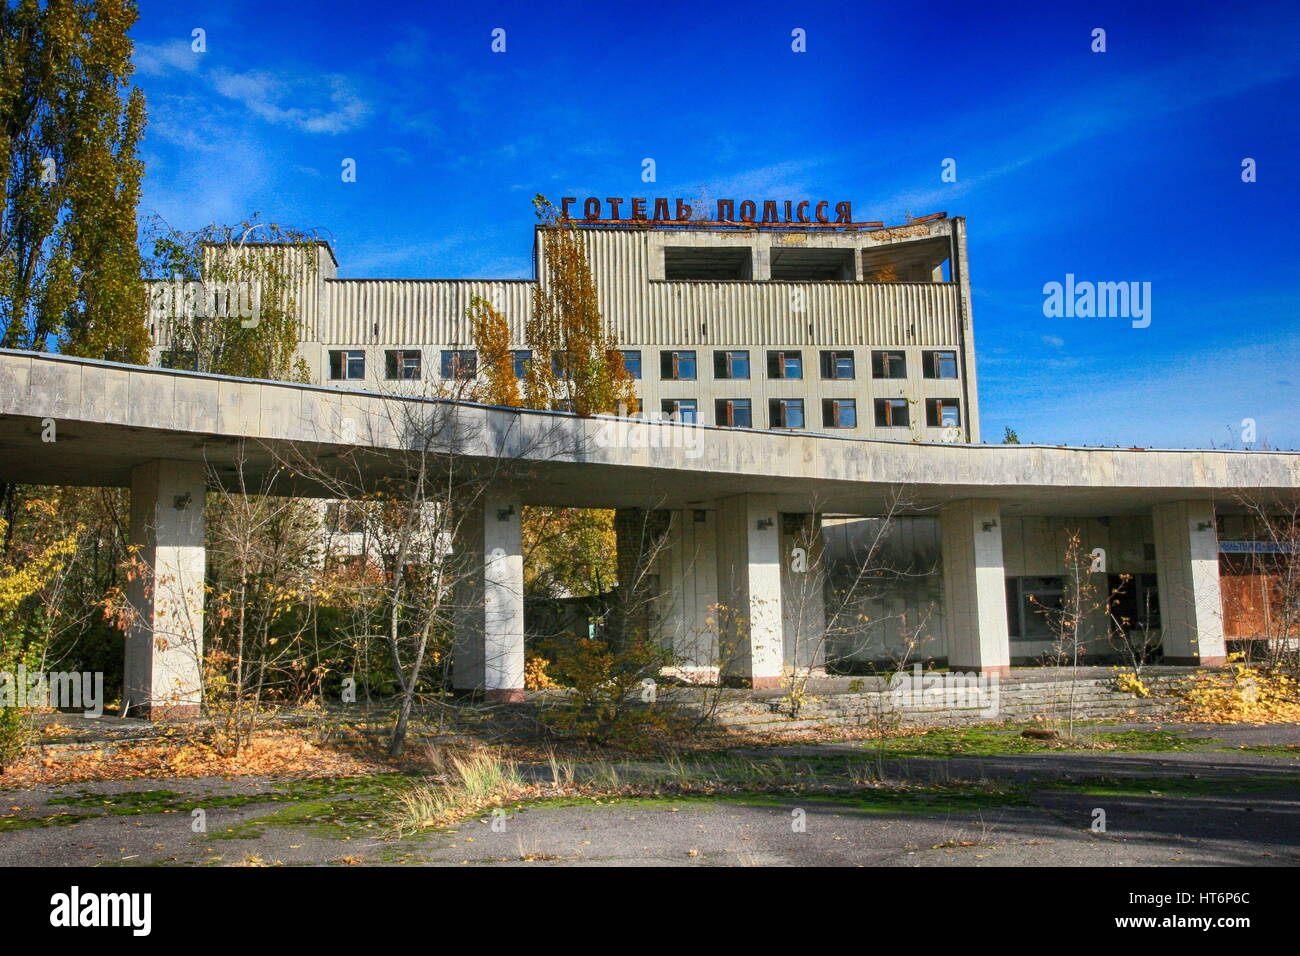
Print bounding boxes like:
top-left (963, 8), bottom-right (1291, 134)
top-left (468, 195), bottom-right (634, 605)
top-left (523, 195), bottom-right (636, 416)
top-left (0, 503), bottom-right (81, 773)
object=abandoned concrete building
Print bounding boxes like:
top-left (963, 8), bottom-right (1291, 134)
top-left (0, 209), bottom-right (1293, 713)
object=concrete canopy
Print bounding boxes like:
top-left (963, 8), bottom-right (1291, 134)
top-left (1, 349), bottom-right (1297, 516)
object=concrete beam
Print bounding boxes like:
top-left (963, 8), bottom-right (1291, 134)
top-left (1153, 501), bottom-right (1227, 665)
top-left (5, 351), bottom-right (1298, 520)
top-left (941, 499), bottom-right (1010, 676)
top-left (125, 460), bottom-right (206, 719)
top-left (715, 494), bottom-right (784, 688)
top-left (452, 494), bottom-right (526, 701)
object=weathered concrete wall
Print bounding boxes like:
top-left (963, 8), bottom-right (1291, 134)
top-left (780, 514), bottom-right (826, 671)
top-left (651, 509), bottom-right (720, 669)
top-left (147, 221), bottom-right (979, 442)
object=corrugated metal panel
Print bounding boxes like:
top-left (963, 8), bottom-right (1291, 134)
top-left (146, 244), bottom-right (330, 347)
top-left (636, 281), bottom-right (958, 346)
top-left (321, 276), bottom-right (957, 348)
top-left (147, 230), bottom-right (961, 351)
top-left (323, 280), bottom-right (534, 346)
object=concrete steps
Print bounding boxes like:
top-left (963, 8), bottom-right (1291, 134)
top-left (693, 674), bottom-right (1183, 733)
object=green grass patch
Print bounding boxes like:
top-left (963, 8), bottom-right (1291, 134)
top-left (508, 783), bottom-right (1030, 818)
top-left (1215, 745), bottom-right (1300, 760)
top-left (857, 725), bottom-right (1213, 759)
top-left (1040, 772), bottom-right (1300, 798)
top-left (48, 774), bottom-right (406, 815)
top-left (207, 778), bottom-right (412, 841)
top-left (0, 811), bottom-right (97, 832)
top-left (31, 774), bottom-right (412, 837)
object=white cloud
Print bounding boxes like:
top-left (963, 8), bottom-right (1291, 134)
top-left (211, 70), bottom-right (370, 134)
top-left (134, 40), bottom-right (202, 77)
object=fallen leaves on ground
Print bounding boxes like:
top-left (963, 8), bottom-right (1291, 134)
top-left (0, 730), bottom-right (390, 787)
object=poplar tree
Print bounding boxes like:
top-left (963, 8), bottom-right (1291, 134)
top-left (0, 0), bottom-right (149, 360)
top-left (523, 195), bottom-right (636, 416)
top-left (469, 196), bottom-right (636, 605)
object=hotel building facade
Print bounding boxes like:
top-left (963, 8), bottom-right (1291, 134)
top-left (135, 209), bottom-right (1285, 688)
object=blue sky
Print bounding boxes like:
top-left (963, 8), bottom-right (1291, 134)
top-left (131, 0), bottom-right (1299, 449)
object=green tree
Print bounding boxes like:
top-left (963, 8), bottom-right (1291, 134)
top-left (1002, 426), bottom-right (1021, 444)
top-left (468, 196), bottom-right (633, 602)
top-left (0, 0), bottom-right (149, 361)
top-left (144, 215), bottom-right (317, 382)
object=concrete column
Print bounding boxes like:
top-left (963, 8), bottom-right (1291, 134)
top-left (655, 509), bottom-right (720, 673)
top-left (1152, 501), bottom-right (1226, 665)
top-left (781, 514), bottom-right (826, 672)
top-left (715, 494), bottom-right (784, 688)
top-left (751, 236), bottom-right (771, 280)
top-left (940, 499), bottom-right (1010, 676)
top-left (452, 494), bottom-right (525, 701)
top-left (125, 460), bottom-right (206, 719)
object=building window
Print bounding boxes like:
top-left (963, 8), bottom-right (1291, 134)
top-left (713, 349), bottom-right (750, 380)
top-left (925, 398), bottom-right (961, 428)
top-left (329, 349), bottom-right (366, 380)
top-left (620, 350), bottom-right (642, 379)
top-left (820, 350), bottom-right (855, 380)
top-left (662, 398), bottom-right (698, 423)
top-left (440, 350), bottom-right (477, 379)
top-left (771, 247), bottom-right (855, 281)
top-left (766, 350), bottom-right (803, 380)
top-left (871, 350), bottom-right (907, 379)
top-left (874, 398), bottom-right (909, 427)
top-left (822, 398), bottom-right (857, 428)
top-left (1108, 573), bottom-right (1161, 633)
top-left (923, 349), bottom-right (959, 379)
top-left (384, 349), bottom-right (422, 380)
top-left (160, 350), bottom-right (197, 371)
top-left (512, 350), bottom-right (531, 380)
top-left (715, 398), bottom-right (752, 428)
top-left (660, 350), bottom-right (697, 381)
top-left (768, 398), bottom-right (805, 429)
top-left (664, 246), bottom-right (752, 280)
top-left (1006, 576), bottom-right (1065, 640)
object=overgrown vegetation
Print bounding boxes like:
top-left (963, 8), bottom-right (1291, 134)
top-left (0, 506), bottom-right (79, 772)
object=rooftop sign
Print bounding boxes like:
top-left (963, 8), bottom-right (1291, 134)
top-left (559, 196), bottom-right (883, 229)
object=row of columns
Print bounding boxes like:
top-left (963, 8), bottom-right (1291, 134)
top-left (449, 492), bottom-right (792, 696)
top-left (120, 461), bottom-right (1228, 713)
top-left (450, 495), bottom-right (1229, 696)
top-left (938, 498), bottom-right (1227, 672)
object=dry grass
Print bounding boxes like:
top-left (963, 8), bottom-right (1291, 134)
top-left (391, 749), bottom-right (526, 832)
